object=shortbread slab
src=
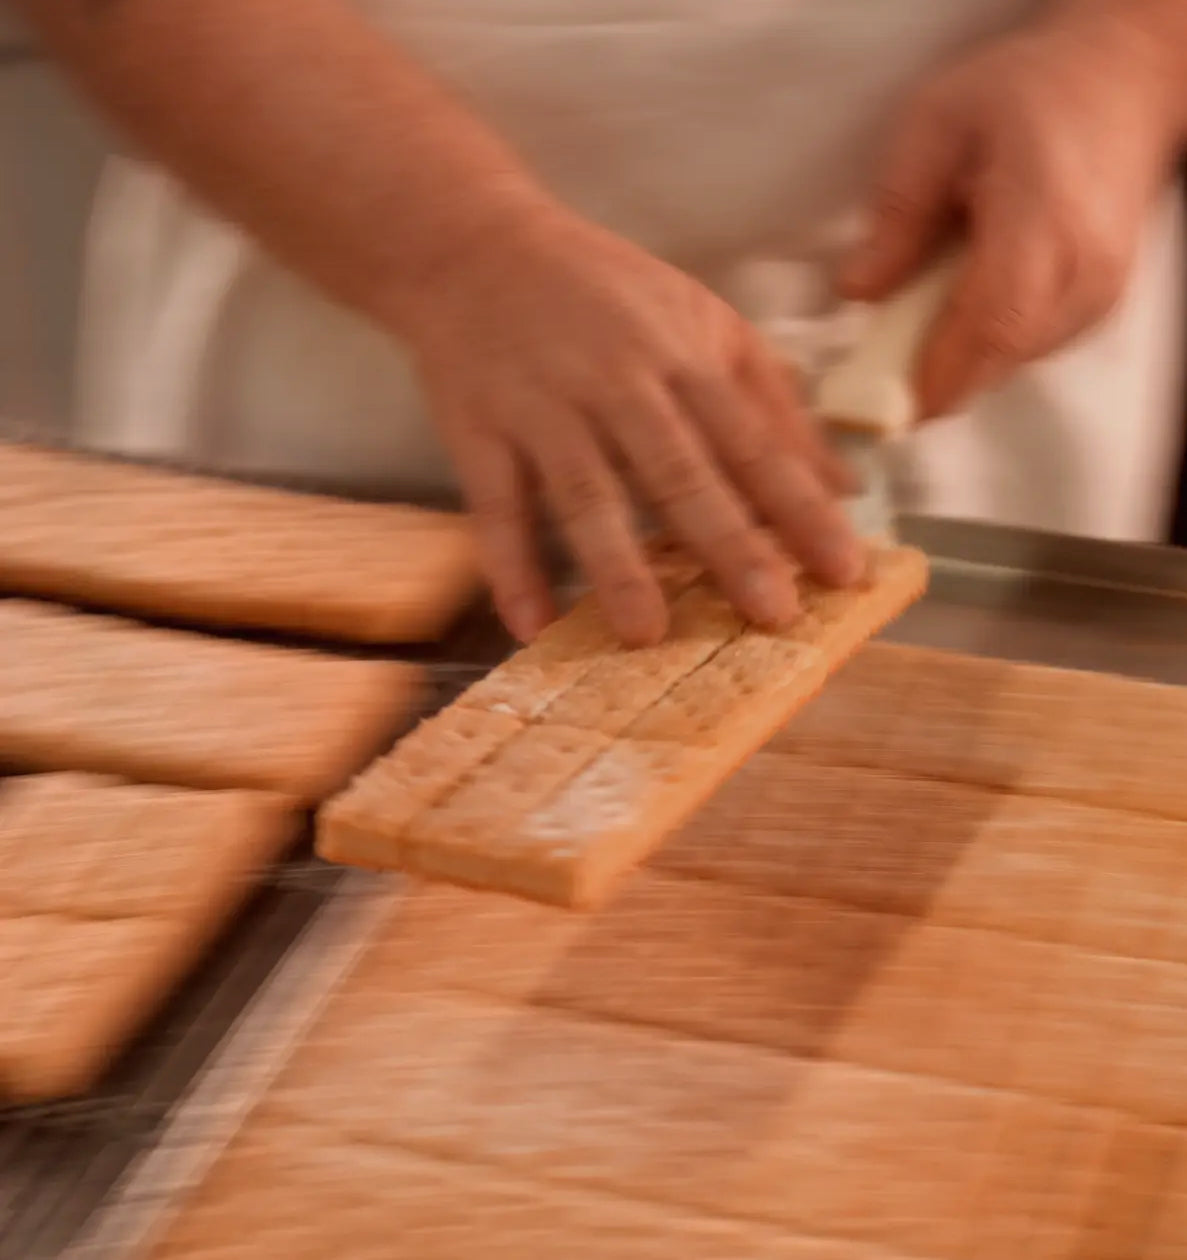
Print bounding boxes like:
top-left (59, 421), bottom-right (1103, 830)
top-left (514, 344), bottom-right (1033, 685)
top-left (0, 599), bottom-right (422, 803)
top-left (0, 442), bottom-right (481, 642)
top-left (317, 546), bottom-right (929, 906)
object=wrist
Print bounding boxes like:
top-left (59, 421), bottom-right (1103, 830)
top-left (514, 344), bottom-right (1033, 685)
top-left (371, 167), bottom-right (559, 339)
top-left (1042, 0), bottom-right (1187, 140)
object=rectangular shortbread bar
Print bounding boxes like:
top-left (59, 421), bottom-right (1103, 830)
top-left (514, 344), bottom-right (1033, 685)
top-left (316, 546), bottom-right (929, 906)
top-left (0, 442), bottom-right (481, 642)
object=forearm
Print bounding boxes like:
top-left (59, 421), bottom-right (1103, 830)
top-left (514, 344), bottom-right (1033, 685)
top-left (1046, 0), bottom-right (1187, 136)
top-left (18, 0), bottom-right (553, 334)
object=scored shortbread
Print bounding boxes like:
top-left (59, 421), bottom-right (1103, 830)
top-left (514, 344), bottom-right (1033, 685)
top-left (316, 546), bottom-right (930, 907)
top-left (317, 708), bottom-right (525, 869)
top-left (0, 599), bottom-right (423, 803)
top-left (537, 585), bottom-right (743, 736)
top-left (0, 774), bottom-right (299, 1101)
top-left (0, 442), bottom-right (481, 643)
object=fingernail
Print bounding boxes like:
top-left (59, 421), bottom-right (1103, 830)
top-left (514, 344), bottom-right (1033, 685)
top-left (743, 567), bottom-right (799, 628)
top-left (818, 535), bottom-right (867, 587)
top-left (506, 596), bottom-right (550, 644)
top-left (618, 614), bottom-right (668, 648)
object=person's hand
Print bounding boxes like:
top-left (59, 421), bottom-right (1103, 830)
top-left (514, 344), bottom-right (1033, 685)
top-left (407, 204), bottom-right (864, 646)
top-left (839, 6), bottom-right (1182, 419)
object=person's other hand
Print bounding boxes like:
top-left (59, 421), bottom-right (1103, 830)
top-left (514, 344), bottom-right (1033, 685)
top-left (408, 205), bottom-right (863, 646)
top-left (840, 6), bottom-right (1182, 419)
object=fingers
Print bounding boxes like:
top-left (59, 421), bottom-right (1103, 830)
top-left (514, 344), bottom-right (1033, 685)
top-left (447, 429), bottom-right (556, 643)
top-left (671, 361), bottom-right (865, 588)
top-left (916, 186), bottom-right (1065, 417)
top-left (528, 416), bottom-right (669, 647)
top-left (840, 97), bottom-right (965, 302)
top-left (604, 378), bottom-right (804, 627)
top-left (740, 347), bottom-right (861, 498)
top-left (450, 364), bottom-right (864, 648)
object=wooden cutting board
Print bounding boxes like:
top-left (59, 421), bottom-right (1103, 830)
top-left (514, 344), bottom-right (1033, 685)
top-left (148, 643), bottom-right (1187, 1259)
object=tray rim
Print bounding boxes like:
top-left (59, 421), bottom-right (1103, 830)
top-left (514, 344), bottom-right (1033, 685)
top-left (899, 514), bottom-right (1187, 600)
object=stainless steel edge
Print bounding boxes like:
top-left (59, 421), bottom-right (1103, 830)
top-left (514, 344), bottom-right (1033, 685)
top-left (68, 874), bottom-right (401, 1260)
top-left (900, 514), bottom-right (1187, 599)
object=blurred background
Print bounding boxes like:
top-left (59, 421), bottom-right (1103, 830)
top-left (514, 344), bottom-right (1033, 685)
top-left (0, 10), bottom-right (106, 443)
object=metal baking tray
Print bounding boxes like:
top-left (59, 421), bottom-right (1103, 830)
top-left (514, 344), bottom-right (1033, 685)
top-left (3, 514), bottom-right (1187, 1260)
top-left (890, 515), bottom-right (1187, 684)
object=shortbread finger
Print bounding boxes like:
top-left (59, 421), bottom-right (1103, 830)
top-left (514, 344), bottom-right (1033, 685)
top-left (0, 600), bottom-right (422, 803)
top-left (0, 775), bottom-right (299, 1101)
top-left (402, 725), bottom-right (614, 893)
top-left (0, 442), bottom-right (481, 643)
top-left (316, 707), bottom-right (524, 869)
top-left (538, 585), bottom-right (743, 736)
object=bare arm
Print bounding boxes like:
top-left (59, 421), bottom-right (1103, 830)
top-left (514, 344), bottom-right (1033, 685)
top-left (19, 0), bottom-right (864, 647)
top-left (16, 0), bottom-right (552, 336)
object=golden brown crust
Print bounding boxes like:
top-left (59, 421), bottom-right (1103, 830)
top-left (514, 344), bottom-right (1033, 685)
top-left (778, 637), bottom-right (1187, 821)
top-left (315, 545), bottom-right (929, 906)
top-left (316, 707), bottom-right (524, 867)
top-left (0, 774), bottom-right (299, 1101)
top-left (0, 442), bottom-right (481, 643)
top-left (0, 600), bottom-right (423, 803)
top-left (148, 1111), bottom-right (848, 1260)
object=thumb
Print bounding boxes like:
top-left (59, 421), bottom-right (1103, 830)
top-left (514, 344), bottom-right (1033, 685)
top-left (915, 188), bottom-right (1058, 419)
top-left (840, 101), bottom-right (964, 302)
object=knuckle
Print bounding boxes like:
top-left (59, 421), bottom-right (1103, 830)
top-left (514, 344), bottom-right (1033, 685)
top-left (1084, 281), bottom-right (1124, 327)
top-left (873, 181), bottom-right (927, 227)
top-left (468, 489), bottom-right (524, 530)
top-left (648, 447), bottom-right (714, 506)
top-left (553, 470), bottom-right (613, 523)
top-left (972, 303), bottom-right (1033, 360)
top-left (727, 421), bottom-right (780, 479)
top-left (1066, 227), bottom-right (1131, 331)
top-left (663, 358), bottom-right (723, 400)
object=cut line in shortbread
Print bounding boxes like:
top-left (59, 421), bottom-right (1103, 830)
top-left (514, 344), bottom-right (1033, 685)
top-left (452, 538), bottom-right (708, 725)
top-left (0, 442), bottom-right (481, 643)
top-left (316, 546), bottom-right (929, 907)
top-left (0, 773), bottom-right (299, 1101)
top-left (537, 585), bottom-right (743, 736)
top-left (453, 594), bottom-right (621, 722)
top-left (775, 640), bottom-right (1187, 822)
top-left (316, 707), bottom-right (525, 869)
top-left (0, 599), bottom-right (423, 803)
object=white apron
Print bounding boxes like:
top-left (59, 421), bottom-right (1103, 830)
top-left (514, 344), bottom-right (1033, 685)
top-left (73, 0), bottom-right (1186, 540)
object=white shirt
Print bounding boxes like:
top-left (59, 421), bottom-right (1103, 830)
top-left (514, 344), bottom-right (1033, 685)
top-left (73, 0), bottom-right (1185, 540)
